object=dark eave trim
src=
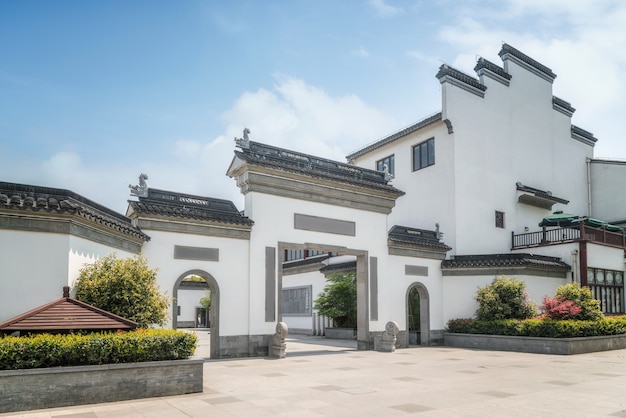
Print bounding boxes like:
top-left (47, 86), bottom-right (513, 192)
top-left (346, 112), bottom-right (443, 161)
top-left (499, 43), bottom-right (557, 83)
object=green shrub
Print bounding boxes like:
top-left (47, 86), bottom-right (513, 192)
top-left (554, 283), bottom-right (603, 321)
top-left (75, 254), bottom-right (169, 327)
top-left (475, 276), bottom-right (537, 320)
top-left (0, 329), bottom-right (197, 370)
top-left (446, 316), bottom-right (626, 338)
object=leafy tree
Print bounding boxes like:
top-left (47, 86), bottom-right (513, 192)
top-left (74, 254), bottom-right (169, 327)
top-left (553, 283), bottom-right (603, 321)
top-left (200, 289), bottom-right (211, 310)
top-left (313, 272), bottom-right (357, 328)
top-left (408, 287), bottom-right (420, 331)
top-left (475, 276), bottom-right (537, 320)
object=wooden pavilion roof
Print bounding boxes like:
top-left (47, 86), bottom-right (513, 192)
top-left (0, 286), bottom-right (138, 333)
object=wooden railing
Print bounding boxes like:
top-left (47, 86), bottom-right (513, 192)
top-left (512, 224), bottom-right (626, 250)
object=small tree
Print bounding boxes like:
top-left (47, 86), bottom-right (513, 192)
top-left (313, 272), bottom-right (357, 328)
top-left (475, 276), bottom-right (536, 320)
top-left (553, 283), bottom-right (603, 321)
top-left (74, 254), bottom-right (169, 327)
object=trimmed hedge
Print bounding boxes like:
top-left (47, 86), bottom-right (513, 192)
top-left (0, 329), bottom-right (197, 370)
top-left (446, 316), bottom-right (626, 338)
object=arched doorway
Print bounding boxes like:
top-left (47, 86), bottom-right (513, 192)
top-left (406, 282), bottom-right (430, 346)
top-left (173, 270), bottom-right (220, 359)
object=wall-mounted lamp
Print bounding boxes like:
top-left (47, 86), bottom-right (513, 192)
top-left (524, 226), bottom-right (529, 232)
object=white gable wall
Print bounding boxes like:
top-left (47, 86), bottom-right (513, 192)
top-left (444, 59), bottom-right (592, 255)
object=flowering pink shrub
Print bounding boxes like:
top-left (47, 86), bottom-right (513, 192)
top-left (540, 296), bottom-right (582, 320)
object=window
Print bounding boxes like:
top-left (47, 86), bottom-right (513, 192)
top-left (376, 155), bottom-right (395, 175)
top-left (495, 211), bottom-right (505, 228)
top-left (587, 268), bottom-right (624, 314)
top-left (412, 138), bottom-right (435, 171)
top-left (282, 286), bottom-right (312, 315)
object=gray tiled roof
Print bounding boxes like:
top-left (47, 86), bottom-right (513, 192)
top-left (236, 141), bottom-right (403, 194)
top-left (474, 57), bottom-right (511, 80)
top-left (0, 181), bottom-right (149, 241)
top-left (388, 225), bottom-right (451, 252)
top-left (499, 43), bottom-right (557, 80)
top-left (129, 188), bottom-right (254, 226)
top-left (441, 253), bottom-right (570, 271)
top-left (436, 64), bottom-right (487, 92)
top-left (346, 113), bottom-right (442, 161)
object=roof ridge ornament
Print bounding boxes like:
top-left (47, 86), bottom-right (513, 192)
top-left (129, 173), bottom-right (148, 197)
top-left (235, 127), bottom-right (251, 149)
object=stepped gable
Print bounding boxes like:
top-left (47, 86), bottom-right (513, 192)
top-left (0, 181), bottom-right (149, 242)
top-left (0, 286), bottom-right (138, 334)
top-left (128, 188), bottom-right (254, 226)
top-left (235, 141), bottom-right (404, 194)
top-left (499, 43), bottom-right (557, 81)
top-left (442, 253), bottom-right (570, 271)
top-left (388, 225), bottom-right (451, 252)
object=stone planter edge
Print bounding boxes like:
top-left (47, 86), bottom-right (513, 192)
top-left (444, 332), bottom-right (626, 355)
top-left (0, 358), bottom-right (204, 414)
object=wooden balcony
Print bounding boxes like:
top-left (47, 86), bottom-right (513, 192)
top-left (512, 223), bottom-right (626, 250)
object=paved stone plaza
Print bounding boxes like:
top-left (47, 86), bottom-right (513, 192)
top-left (3, 332), bottom-right (626, 417)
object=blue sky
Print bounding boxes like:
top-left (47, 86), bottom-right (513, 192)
top-left (2, 0), bottom-right (625, 213)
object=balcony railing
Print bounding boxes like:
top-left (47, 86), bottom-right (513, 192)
top-left (512, 224), bottom-right (626, 250)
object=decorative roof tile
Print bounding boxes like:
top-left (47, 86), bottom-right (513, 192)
top-left (0, 182), bottom-right (149, 242)
top-left (129, 188), bottom-right (254, 226)
top-left (474, 57), bottom-right (512, 81)
top-left (571, 125), bottom-right (598, 146)
top-left (388, 225), bottom-right (451, 252)
top-left (236, 141), bottom-right (403, 194)
top-left (552, 96), bottom-right (576, 116)
top-left (498, 43), bottom-right (557, 82)
top-left (436, 64), bottom-right (487, 95)
top-left (441, 253), bottom-right (570, 271)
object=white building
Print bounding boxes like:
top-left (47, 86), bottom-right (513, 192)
top-left (1, 43), bottom-right (624, 357)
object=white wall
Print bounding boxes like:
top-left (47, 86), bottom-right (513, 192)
top-left (68, 235), bottom-right (136, 290)
top-left (590, 160), bottom-right (626, 223)
top-left (244, 190), bottom-right (390, 334)
top-left (442, 274), bottom-right (567, 323)
top-left (139, 229), bottom-right (250, 335)
top-left (0, 230), bottom-right (69, 321)
top-left (177, 288), bottom-right (206, 324)
top-left (385, 255), bottom-right (445, 331)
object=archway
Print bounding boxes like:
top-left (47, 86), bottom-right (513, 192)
top-left (172, 269), bottom-right (220, 359)
top-left (277, 242), bottom-right (370, 350)
top-left (406, 282), bottom-right (430, 346)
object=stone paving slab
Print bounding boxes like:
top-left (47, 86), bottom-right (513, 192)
top-left (3, 335), bottom-right (626, 417)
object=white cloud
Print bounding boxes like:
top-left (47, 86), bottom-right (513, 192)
top-left (351, 46), bottom-right (370, 58)
top-left (436, 1), bottom-right (626, 158)
top-left (368, 0), bottom-right (403, 17)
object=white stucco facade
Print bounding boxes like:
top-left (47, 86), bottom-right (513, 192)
top-left (1, 43), bottom-right (624, 357)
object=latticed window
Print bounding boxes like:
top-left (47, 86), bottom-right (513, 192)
top-left (282, 286), bottom-right (312, 315)
top-left (587, 268), bottom-right (624, 314)
top-left (495, 211), bottom-right (505, 228)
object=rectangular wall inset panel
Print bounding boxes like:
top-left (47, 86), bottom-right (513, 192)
top-left (405, 265), bottom-right (428, 276)
top-left (265, 247), bottom-right (276, 322)
top-left (294, 213), bottom-right (355, 236)
top-left (370, 257), bottom-right (378, 321)
top-left (174, 245), bottom-right (219, 261)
